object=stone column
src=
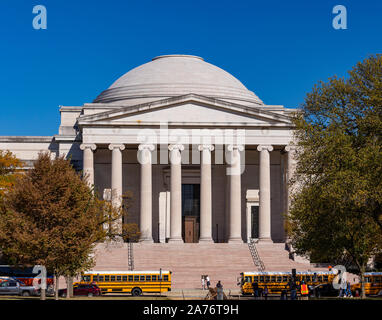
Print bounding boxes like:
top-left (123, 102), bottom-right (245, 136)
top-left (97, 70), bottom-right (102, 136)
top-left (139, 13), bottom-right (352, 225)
top-left (285, 145), bottom-right (296, 214)
top-left (108, 143), bottom-right (125, 208)
top-left (257, 144), bottom-right (273, 242)
top-left (227, 144), bottom-right (244, 243)
top-left (198, 144), bottom-right (214, 243)
top-left (138, 144), bottom-right (155, 243)
top-left (168, 144), bottom-right (184, 243)
top-left (80, 143), bottom-right (96, 186)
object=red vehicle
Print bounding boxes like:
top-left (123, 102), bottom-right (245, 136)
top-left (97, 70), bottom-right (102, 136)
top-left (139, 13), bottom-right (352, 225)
top-left (58, 284), bottom-right (102, 297)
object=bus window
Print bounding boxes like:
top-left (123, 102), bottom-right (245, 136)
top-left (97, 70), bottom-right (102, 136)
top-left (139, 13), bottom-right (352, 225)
top-left (245, 276), bottom-right (251, 283)
top-left (134, 275), bottom-right (139, 281)
top-left (82, 275), bottom-right (91, 282)
top-left (265, 276), bottom-right (270, 283)
top-left (140, 275), bottom-right (145, 281)
top-left (146, 275), bottom-right (151, 281)
top-left (110, 276), bottom-right (115, 282)
top-left (282, 276), bottom-right (288, 282)
top-left (259, 276), bottom-right (264, 282)
top-left (323, 276), bottom-right (328, 282)
top-left (117, 276), bottom-right (121, 282)
top-left (152, 275), bottom-right (157, 281)
top-left (253, 276), bottom-right (258, 282)
top-left (105, 275), bottom-right (110, 281)
top-left (98, 276), bottom-right (104, 282)
top-left (376, 277), bottom-right (381, 283)
top-left (306, 276), bottom-right (311, 282)
top-left (128, 275), bottom-right (133, 282)
top-left (271, 276), bottom-right (276, 282)
top-left (122, 276), bottom-right (127, 282)
top-left (276, 276), bottom-right (282, 282)
top-left (92, 276), bottom-right (98, 282)
top-left (365, 277), bottom-right (371, 283)
top-left (164, 275), bottom-right (169, 281)
top-left (318, 276), bottom-right (322, 282)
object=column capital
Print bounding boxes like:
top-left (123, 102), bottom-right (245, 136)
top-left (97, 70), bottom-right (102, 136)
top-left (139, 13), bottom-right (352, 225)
top-left (80, 143), bottom-right (96, 151)
top-left (168, 144), bottom-right (184, 151)
top-left (257, 145), bottom-right (273, 152)
top-left (284, 145), bottom-right (296, 152)
top-left (227, 144), bottom-right (244, 152)
top-left (138, 144), bottom-right (155, 151)
top-left (198, 144), bottom-right (215, 152)
top-left (108, 143), bottom-right (125, 151)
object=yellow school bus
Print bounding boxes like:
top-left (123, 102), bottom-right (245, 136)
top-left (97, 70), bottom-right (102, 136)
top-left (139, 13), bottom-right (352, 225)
top-left (351, 272), bottom-right (382, 296)
top-left (238, 271), bottom-right (336, 295)
top-left (78, 270), bottom-right (172, 296)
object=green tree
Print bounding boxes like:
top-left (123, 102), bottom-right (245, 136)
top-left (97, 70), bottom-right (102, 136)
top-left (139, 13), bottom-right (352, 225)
top-left (288, 55), bottom-right (382, 298)
top-left (0, 153), bottom-right (121, 299)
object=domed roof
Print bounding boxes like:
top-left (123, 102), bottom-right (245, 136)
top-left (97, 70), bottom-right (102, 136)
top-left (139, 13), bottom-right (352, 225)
top-left (94, 55), bottom-right (263, 106)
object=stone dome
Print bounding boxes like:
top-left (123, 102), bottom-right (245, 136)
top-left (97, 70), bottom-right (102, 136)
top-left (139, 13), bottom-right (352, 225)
top-left (94, 55), bottom-right (263, 106)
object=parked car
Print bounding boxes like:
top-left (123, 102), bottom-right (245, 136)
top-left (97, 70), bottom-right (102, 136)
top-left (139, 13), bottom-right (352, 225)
top-left (58, 284), bottom-right (101, 297)
top-left (0, 280), bottom-right (39, 296)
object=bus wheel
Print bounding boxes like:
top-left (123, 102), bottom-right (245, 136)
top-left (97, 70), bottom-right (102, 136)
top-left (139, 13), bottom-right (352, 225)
top-left (131, 288), bottom-right (142, 296)
top-left (22, 291), bottom-right (30, 297)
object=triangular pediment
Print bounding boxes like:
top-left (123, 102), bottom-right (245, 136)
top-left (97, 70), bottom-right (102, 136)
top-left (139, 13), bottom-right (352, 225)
top-left (78, 94), bottom-right (293, 127)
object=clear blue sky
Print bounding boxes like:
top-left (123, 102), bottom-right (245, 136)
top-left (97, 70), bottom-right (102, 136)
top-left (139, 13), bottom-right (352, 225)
top-left (0, 0), bottom-right (381, 136)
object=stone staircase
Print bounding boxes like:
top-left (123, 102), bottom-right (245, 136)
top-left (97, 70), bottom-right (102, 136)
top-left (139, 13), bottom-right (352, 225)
top-left (93, 242), bottom-right (326, 289)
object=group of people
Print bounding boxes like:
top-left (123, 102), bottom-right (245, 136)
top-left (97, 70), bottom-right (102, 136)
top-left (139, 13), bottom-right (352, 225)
top-left (339, 280), bottom-right (353, 298)
top-left (201, 275), bottom-right (223, 291)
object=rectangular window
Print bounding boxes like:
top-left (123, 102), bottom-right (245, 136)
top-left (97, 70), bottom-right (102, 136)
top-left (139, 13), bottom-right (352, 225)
top-left (117, 276), bottom-right (121, 282)
top-left (259, 276), bottom-right (264, 282)
top-left (146, 275), bottom-right (151, 281)
top-left (277, 276), bottom-right (282, 282)
top-left (128, 275), bottom-right (134, 282)
top-left (122, 276), bottom-right (128, 282)
top-left (140, 275), bottom-right (145, 281)
top-left (282, 276), bottom-right (288, 282)
top-left (306, 276), bottom-right (311, 282)
top-left (365, 277), bottom-right (371, 283)
top-left (253, 276), bottom-right (258, 282)
top-left (134, 275), bottom-right (139, 281)
top-left (164, 275), bottom-right (169, 281)
top-left (92, 276), bottom-right (98, 282)
top-left (110, 276), bottom-right (115, 282)
top-left (245, 276), bottom-right (251, 283)
top-left (264, 276), bottom-right (270, 283)
top-left (105, 276), bottom-right (110, 281)
top-left (271, 276), bottom-right (276, 282)
top-left (152, 275), bottom-right (157, 281)
top-left (98, 276), bottom-right (104, 282)
top-left (318, 276), bottom-right (323, 282)
top-left (323, 276), bottom-right (328, 282)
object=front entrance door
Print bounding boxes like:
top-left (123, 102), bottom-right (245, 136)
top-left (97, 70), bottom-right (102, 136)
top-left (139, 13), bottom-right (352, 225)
top-left (251, 206), bottom-right (259, 239)
top-left (182, 184), bottom-right (200, 243)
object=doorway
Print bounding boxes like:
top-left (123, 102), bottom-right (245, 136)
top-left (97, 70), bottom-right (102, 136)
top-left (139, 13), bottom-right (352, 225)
top-left (251, 206), bottom-right (259, 239)
top-left (181, 184), bottom-right (200, 243)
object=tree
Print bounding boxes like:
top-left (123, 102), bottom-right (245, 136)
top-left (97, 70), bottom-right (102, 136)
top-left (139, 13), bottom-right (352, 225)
top-left (0, 153), bottom-right (121, 299)
top-left (288, 55), bottom-right (382, 298)
top-left (0, 150), bottom-right (23, 198)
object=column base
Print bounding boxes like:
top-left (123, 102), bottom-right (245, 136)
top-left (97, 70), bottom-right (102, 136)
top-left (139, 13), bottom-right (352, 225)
top-left (139, 238), bottom-right (154, 243)
top-left (199, 237), bottom-right (214, 243)
top-left (258, 237), bottom-right (273, 244)
top-left (228, 238), bottom-right (244, 244)
top-left (168, 237), bottom-right (184, 243)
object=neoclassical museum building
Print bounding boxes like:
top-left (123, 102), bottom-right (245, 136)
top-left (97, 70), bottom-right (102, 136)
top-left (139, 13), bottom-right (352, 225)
top-left (0, 55), bottom-right (297, 245)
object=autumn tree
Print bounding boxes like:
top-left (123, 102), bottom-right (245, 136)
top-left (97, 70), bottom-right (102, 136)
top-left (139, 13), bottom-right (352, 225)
top-left (288, 55), bottom-right (382, 298)
top-left (0, 153), bottom-right (121, 299)
top-left (0, 150), bottom-right (23, 198)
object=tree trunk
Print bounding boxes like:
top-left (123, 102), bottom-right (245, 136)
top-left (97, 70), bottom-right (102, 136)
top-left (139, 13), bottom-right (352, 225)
top-left (55, 274), bottom-right (59, 300)
top-left (66, 276), bottom-right (73, 298)
top-left (360, 264), bottom-right (366, 299)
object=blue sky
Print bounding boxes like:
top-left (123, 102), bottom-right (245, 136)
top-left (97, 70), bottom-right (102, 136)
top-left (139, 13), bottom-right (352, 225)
top-left (0, 0), bottom-right (381, 135)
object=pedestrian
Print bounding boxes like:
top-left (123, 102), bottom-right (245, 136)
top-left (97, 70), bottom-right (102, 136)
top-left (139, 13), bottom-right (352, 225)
top-left (262, 285), bottom-right (269, 300)
top-left (201, 276), bottom-right (205, 290)
top-left (300, 280), bottom-right (309, 300)
top-left (339, 278), bottom-right (347, 297)
top-left (288, 278), bottom-right (297, 300)
top-left (216, 281), bottom-right (224, 300)
top-left (345, 281), bottom-right (352, 298)
top-left (216, 280), bottom-right (222, 288)
top-left (206, 276), bottom-right (210, 289)
top-left (252, 281), bottom-right (259, 299)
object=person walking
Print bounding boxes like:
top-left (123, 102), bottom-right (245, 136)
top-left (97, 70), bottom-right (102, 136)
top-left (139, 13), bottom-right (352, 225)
top-left (345, 281), bottom-right (352, 298)
top-left (201, 276), bottom-right (205, 290)
top-left (262, 285), bottom-right (269, 300)
top-left (206, 276), bottom-right (210, 289)
top-left (252, 281), bottom-right (259, 299)
top-left (300, 280), bottom-right (309, 300)
top-left (288, 278), bottom-right (297, 300)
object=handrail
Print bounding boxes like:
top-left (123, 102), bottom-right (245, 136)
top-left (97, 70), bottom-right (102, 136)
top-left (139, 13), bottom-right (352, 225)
top-left (128, 242), bottom-right (134, 271)
top-left (248, 238), bottom-right (265, 272)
